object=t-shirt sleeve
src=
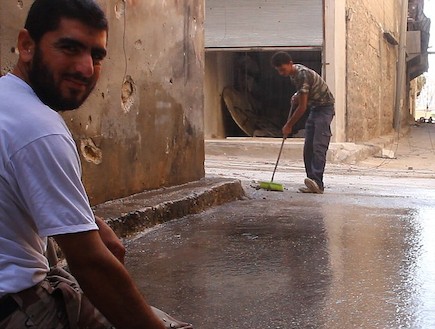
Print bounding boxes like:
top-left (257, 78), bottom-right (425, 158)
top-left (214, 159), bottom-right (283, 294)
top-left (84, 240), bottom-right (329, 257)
top-left (9, 134), bottom-right (98, 237)
top-left (298, 70), bottom-right (310, 94)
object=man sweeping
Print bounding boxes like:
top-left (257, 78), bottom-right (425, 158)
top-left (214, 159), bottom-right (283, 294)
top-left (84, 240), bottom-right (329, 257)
top-left (271, 52), bottom-right (335, 194)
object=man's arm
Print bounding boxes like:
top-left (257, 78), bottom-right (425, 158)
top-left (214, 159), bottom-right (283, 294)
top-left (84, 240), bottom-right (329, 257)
top-left (54, 231), bottom-right (165, 329)
top-left (95, 216), bottom-right (126, 264)
top-left (282, 92), bottom-right (308, 137)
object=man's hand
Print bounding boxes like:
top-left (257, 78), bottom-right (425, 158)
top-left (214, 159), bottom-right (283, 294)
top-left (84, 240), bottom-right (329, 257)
top-left (284, 92), bottom-right (308, 138)
top-left (282, 122), bottom-right (293, 138)
top-left (55, 231), bottom-right (165, 329)
top-left (95, 216), bottom-right (126, 264)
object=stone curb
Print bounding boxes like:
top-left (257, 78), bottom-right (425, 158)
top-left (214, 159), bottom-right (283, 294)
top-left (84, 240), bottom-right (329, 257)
top-left (93, 177), bottom-right (245, 238)
top-left (205, 131), bottom-right (403, 164)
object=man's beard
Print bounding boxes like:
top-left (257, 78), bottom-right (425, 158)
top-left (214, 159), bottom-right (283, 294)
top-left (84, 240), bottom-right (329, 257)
top-left (28, 48), bottom-right (96, 112)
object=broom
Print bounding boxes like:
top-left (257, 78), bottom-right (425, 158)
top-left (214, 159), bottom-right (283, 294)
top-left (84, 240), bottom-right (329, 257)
top-left (258, 137), bottom-right (285, 191)
top-left (258, 100), bottom-right (297, 192)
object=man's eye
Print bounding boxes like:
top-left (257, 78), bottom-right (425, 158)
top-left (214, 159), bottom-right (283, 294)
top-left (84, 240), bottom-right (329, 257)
top-left (61, 45), bottom-right (80, 54)
top-left (92, 54), bottom-right (104, 62)
top-left (92, 51), bottom-right (106, 64)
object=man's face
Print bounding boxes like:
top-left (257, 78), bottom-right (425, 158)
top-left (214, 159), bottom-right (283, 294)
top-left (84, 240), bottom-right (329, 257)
top-left (275, 63), bottom-right (293, 77)
top-left (28, 18), bottom-right (107, 111)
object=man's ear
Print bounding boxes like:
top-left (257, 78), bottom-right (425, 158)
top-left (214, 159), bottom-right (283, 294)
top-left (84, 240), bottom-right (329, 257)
top-left (16, 29), bottom-right (35, 62)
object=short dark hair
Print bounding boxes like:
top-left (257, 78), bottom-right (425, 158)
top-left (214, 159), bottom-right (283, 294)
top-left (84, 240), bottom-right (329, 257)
top-left (271, 52), bottom-right (292, 67)
top-left (24, 0), bottom-right (108, 44)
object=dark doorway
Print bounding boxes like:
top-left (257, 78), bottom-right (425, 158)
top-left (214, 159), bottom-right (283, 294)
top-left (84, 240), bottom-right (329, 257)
top-left (214, 50), bottom-right (322, 138)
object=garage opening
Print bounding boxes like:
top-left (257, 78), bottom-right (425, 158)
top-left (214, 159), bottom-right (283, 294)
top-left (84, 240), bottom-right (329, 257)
top-left (204, 49), bottom-right (323, 139)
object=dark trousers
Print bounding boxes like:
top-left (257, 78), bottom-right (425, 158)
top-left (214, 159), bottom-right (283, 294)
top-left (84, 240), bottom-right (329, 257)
top-left (303, 105), bottom-right (335, 189)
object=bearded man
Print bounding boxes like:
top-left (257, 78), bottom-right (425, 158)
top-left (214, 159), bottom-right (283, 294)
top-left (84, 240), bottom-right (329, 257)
top-left (0, 1), bottom-right (178, 328)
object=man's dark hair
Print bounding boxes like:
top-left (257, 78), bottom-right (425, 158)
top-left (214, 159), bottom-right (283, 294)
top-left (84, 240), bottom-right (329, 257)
top-left (271, 52), bottom-right (292, 67)
top-left (24, 0), bottom-right (108, 44)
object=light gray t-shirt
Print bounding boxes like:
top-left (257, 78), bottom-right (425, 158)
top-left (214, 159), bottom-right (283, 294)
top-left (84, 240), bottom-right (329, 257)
top-left (0, 73), bottom-right (98, 297)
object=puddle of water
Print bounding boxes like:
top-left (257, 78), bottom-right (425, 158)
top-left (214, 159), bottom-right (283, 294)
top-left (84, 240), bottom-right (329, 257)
top-left (126, 199), bottom-right (435, 328)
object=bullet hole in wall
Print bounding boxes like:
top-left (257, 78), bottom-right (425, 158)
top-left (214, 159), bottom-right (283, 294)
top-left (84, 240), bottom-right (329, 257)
top-left (17, 1), bottom-right (23, 9)
top-left (101, 92), bottom-right (105, 99)
top-left (80, 138), bottom-right (102, 165)
top-left (134, 40), bottom-right (142, 50)
top-left (169, 78), bottom-right (173, 84)
top-left (114, 0), bottom-right (126, 19)
top-left (10, 47), bottom-right (15, 53)
top-left (121, 75), bottom-right (136, 113)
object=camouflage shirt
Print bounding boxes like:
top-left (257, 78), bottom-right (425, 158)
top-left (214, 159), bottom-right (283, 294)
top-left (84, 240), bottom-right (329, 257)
top-left (290, 64), bottom-right (335, 107)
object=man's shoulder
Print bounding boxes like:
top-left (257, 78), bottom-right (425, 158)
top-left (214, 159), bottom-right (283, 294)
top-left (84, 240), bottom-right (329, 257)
top-left (0, 73), bottom-right (31, 94)
top-left (294, 64), bottom-right (309, 72)
top-left (295, 64), bottom-right (318, 77)
top-left (295, 64), bottom-right (308, 70)
top-left (0, 76), bottom-right (71, 158)
top-left (0, 75), bottom-right (67, 130)
top-left (292, 64), bottom-right (311, 80)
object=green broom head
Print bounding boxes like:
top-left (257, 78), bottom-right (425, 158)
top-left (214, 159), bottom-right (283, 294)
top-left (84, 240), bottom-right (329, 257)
top-left (258, 181), bottom-right (284, 192)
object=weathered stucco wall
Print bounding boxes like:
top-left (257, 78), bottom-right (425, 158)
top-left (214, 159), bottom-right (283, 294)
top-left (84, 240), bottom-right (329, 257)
top-left (346, 0), bottom-right (401, 142)
top-left (0, 0), bottom-right (205, 205)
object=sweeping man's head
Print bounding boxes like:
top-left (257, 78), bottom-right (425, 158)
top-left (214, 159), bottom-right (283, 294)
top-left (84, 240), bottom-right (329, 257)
top-left (271, 51), bottom-right (295, 77)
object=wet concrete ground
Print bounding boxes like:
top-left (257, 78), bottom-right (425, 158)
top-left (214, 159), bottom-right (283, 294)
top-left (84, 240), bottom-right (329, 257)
top-left (125, 124), bottom-right (435, 328)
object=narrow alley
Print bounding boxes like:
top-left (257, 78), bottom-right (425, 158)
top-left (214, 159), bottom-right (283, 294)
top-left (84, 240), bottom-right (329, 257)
top-left (125, 123), bottom-right (435, 329)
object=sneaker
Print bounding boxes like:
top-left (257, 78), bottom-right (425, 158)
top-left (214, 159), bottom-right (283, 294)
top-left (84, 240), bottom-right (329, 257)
top-left (304, 178), bottom-right (324, 194)
top-left (298, 186), bottom-right (314, 193)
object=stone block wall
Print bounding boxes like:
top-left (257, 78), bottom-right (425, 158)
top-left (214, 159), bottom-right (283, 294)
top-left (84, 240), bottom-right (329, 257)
top-left (346, 0), bottom-right (401, 142)
top-left (0, 0), bottom-right (205, 205)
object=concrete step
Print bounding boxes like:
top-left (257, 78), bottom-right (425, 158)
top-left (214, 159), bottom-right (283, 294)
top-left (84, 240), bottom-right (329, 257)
top-left (93, 177), bottom-right (245, 238)
top-left (205, 135), bottom-right (398, 164)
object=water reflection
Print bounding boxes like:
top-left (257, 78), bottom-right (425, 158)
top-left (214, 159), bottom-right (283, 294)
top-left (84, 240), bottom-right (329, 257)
top-left (323, 205), bottom-right (435, 329)
top-left (125, 198), bottom-right (435, 328)
top-left (127, 200), bottom-right (332, 327)
top-left (413, 208), bottom-right (435, 328)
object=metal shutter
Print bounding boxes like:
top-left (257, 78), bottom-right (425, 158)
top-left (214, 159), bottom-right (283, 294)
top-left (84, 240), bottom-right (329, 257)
top-left (205, 0), bottom-right (323, 48)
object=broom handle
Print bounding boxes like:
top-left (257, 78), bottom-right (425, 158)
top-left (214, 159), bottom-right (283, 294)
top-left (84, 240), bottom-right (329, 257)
top-left (271, 137), bottom-right (285, 182)
top-left (270, 101), bottom-right (293, 182)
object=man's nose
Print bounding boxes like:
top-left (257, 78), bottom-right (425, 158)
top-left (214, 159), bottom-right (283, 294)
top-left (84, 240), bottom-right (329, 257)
top-left (76, 52), bottom-right (94, 77)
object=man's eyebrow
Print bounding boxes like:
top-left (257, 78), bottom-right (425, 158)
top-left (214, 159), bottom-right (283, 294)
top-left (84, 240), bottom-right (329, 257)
top-left (54, 37), bottom-right (107, 57)
top-left (54, 37), bottom-right (86, 49)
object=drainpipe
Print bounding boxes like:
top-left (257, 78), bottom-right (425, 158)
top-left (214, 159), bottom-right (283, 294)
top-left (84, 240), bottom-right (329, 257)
top-left (394, 0), bottom-right (409, 131)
